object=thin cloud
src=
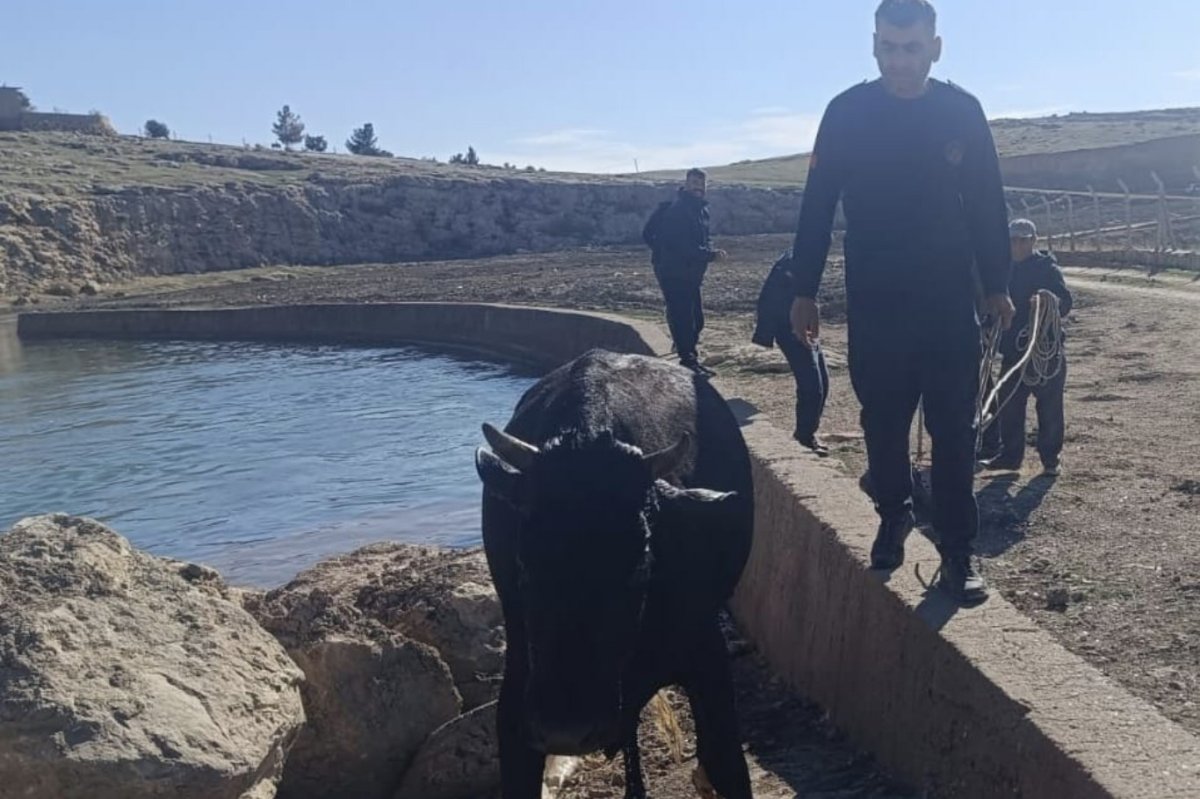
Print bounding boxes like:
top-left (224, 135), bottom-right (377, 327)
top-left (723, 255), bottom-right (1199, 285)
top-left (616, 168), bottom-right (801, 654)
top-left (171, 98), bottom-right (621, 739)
top-left (750, 105), bottom-right (792, 116)
top-left (991, 106), bottom-right (1073, 120)
top-left (1172, 68), bottom-right (1200, 81)
top-left (497, 110), bottom-right (820, 174)
top-left (515, 128), bottom-right (608, 147)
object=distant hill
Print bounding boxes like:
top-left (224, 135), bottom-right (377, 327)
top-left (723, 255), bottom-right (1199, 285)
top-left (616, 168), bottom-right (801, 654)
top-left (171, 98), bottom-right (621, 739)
top-left (636, 107), bottom-right (1200, 189)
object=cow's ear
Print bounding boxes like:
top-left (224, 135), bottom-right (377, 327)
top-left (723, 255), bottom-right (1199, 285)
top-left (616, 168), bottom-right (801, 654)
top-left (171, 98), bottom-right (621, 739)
top-left (476, 447), bottom-right (523, 504)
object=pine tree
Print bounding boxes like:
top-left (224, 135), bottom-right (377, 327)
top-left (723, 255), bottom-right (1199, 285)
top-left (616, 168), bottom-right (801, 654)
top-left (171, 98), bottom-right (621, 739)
top-left (272, 105), bottom-right (305, 151)
top-left (346, 123), bottom-right (384, 156)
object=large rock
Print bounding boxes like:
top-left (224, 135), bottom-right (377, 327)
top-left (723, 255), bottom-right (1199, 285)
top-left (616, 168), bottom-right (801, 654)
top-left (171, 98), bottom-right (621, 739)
top-left (257, 543), bottom-right (504, 710)
top-left (394, 701), bottom-right (499, 799)
top-left (352, 544), bottom-right (505, 709)
top-left (250, 544), bottom-right (487, 798)
top-left (0, 514), bottom-right (305, 799)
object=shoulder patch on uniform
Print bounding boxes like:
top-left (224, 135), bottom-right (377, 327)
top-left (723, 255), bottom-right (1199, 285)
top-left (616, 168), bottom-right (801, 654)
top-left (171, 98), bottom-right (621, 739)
top-left (944, 139), bottom-right (965, 166)
top-left (942, 79), bottom-right (979, 101)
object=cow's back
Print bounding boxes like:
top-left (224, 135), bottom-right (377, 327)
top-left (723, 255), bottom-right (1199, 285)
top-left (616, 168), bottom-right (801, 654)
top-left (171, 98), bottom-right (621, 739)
top-left (486, 350), bottom-right (753, 615)
top-left (504, 350), bottom-right (748, 494)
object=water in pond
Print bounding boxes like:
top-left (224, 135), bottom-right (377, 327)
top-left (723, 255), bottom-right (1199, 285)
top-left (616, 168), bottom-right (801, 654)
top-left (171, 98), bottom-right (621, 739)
top-left (0, 319), bottom-right (534, 586)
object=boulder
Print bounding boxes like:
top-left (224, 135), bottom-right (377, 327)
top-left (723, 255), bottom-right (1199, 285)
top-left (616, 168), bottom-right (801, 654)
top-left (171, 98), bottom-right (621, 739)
top-left (0, 514), bottom-right (305, 799)
top-left (394, 701), bottom-right (499, 799)
top-left (352, 544), bottom-right (505, 709)
top-left (258, 543), bottom-right (504, 710)
top-left (251, 544), bottom-right (480, 798)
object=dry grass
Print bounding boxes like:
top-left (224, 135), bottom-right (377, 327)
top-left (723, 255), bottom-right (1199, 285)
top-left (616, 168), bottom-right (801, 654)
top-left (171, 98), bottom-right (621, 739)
top-left (639, 107), bottom-right (1200, 188)
top-left (2, 107), bottom-right (1197, 199)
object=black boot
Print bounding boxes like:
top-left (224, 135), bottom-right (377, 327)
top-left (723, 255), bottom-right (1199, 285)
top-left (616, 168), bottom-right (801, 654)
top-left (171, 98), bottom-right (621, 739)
top-left (935, 554), bottom-right (989, 605)
top-left (793, 432), bottom-right (830, 457)
top-left (870, 510), bottom-right (915, 571)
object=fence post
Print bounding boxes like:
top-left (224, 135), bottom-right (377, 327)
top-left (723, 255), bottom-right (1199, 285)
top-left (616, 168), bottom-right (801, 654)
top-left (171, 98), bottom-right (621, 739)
top-left (1193, 165), bottom-right (1200, 225)
top-left (1042, 196), bottom-right (1055, 251)
top-left (1150, 171), bottom-right (1173, 252)
top-left (1066, 194), bottom-right (1076, 252)
top-left (1088, 185), bottom-right (1101, 251)
top-left (1117, 178), bottom-right (1133, 252)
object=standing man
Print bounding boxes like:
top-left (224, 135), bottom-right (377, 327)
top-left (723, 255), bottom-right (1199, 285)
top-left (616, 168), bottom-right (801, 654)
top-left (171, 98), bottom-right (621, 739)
top-left (788, 0), bottom-right (1014, 604)
top-left (643, 168), bottom-right (727, 374)
top-left (986, 219), bottom-right (1073, 475)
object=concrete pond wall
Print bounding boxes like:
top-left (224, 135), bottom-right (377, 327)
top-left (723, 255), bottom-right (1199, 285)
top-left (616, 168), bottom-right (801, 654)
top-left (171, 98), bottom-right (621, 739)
top-left (17, 303), bottom-right (1200, 798)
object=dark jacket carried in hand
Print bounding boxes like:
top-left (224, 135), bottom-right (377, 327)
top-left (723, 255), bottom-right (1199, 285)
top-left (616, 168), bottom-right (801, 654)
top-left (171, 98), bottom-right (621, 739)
top-left (642, 189), bottom-right (720, 276)
top-left (1000, 250), bottom-right (1073, 357)
top-left (752, 250), bottom-right (797, 348)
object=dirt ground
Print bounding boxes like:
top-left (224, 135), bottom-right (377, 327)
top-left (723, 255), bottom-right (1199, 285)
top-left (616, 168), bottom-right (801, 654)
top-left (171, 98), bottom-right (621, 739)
top-left (32, 234), bottom-right (1200, 794)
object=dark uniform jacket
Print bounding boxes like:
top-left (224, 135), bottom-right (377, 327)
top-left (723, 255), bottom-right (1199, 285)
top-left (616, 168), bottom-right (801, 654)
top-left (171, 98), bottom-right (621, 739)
top-left (643, 189), bottom-right (720, 277)
top-left (790, 79), bottom-right (1011, 306)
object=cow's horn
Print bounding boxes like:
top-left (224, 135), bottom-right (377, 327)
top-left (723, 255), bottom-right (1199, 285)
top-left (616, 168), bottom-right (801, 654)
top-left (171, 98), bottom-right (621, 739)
top-left (645, 433), bottom-right (691, 479)
top-left (482, 423), bottom-right (539, 470)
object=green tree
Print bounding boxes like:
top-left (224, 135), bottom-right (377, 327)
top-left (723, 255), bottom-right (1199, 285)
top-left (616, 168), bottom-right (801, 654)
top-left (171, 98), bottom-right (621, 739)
top-left (450, 146), bottom-right (481, 166)
top-left (143, 119), bottom-right (170, 139)
top-left (304, 134), bottom-right (328, 153)
top-left (346, 122), bottom-right (390, 156)
top-left (272, 105), bottom-right (305, 150)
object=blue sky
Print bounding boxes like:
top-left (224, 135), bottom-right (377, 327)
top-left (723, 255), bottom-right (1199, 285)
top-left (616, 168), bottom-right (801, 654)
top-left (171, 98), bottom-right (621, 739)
top-left (6, 1), bottom-right (1198, 172)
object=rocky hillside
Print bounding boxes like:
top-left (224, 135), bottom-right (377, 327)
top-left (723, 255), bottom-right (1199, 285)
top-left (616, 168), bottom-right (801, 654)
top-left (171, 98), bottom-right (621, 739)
top-left (0, 133), bottom-right (800, 300)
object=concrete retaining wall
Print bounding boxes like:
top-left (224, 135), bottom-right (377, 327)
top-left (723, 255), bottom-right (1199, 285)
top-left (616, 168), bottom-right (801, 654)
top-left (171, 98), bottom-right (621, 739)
top-left (15, 303), bottom-right (663, 372)
top-left (999, 134), bottom-right (1200, 193)
top-left (16, 303), bottom-right (1200, 798)
top-left (1058, 249), bottom-right (1200, 273)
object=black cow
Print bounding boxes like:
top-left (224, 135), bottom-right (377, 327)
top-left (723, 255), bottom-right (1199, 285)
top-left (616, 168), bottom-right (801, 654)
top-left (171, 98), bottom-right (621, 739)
top-left (474, 349), bottom-right (755, 799)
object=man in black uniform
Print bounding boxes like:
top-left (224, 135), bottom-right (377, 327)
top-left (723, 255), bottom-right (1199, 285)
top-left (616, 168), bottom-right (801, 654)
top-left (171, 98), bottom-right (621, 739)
top-left (788, 0), bottom-right (1014, 604)
top-left (642, 168), bottom-right (727, 374)
top-left (986, 218), bottom-right (1073, 475)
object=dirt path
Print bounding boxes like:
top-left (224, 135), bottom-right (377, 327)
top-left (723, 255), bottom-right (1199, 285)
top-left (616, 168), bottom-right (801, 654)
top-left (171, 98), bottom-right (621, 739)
top-left (27, 237), bottom-right (1200, 792)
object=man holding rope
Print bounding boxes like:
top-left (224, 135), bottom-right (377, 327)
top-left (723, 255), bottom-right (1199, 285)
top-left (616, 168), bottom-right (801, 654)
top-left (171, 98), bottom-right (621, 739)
top-left (984, 219), bottom-right (1073, 475)
top-left (788, 0), bottom-right (1013, 604)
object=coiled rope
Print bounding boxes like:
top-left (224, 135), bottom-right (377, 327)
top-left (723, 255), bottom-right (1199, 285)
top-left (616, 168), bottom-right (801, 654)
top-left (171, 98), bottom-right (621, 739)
top-left (976, 289), bottom-right (1064, 449)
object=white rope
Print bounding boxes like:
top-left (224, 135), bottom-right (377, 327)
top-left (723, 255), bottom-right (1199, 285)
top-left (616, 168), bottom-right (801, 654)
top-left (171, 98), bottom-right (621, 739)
top-left (1017, 291), bottom-right (1064, 387)
top-left (911, 290), bottom-right (1063, 467)
top-left (976, 290), bottom-right (1064, 445)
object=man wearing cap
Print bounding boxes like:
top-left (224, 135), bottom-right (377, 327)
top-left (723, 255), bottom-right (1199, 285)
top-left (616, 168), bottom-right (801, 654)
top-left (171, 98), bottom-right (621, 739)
top-left (984, 219), bottom-right (1073, 475)
top-left (786, 0), bottom-right (1013, 604)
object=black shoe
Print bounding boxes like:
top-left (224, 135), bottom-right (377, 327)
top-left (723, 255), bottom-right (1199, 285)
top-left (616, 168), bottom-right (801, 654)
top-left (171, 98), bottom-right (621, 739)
top-left (982, 455), bottom-right (1022, 472)
top-left (680, 356), bottom-right (714, 377)
top-left (794, 433), bottom-right (830, 457)
top-left (935, 555), bottom-right (989, 605)
top-left (870, 511), bottom-right (915, 571)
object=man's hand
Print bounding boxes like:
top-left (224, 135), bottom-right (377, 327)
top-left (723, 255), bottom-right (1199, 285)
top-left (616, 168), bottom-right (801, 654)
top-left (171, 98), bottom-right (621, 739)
top-left (711, 249), bottom-right (728, 262)
top-left (983, 292), bottom-right (1016, 330)
top-left (790, 297), bottom-right (821, 350)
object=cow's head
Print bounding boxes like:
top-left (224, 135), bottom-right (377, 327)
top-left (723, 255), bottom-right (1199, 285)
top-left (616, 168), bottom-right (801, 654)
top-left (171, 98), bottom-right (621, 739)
top-left (475, 422), bottom-right (734, 754)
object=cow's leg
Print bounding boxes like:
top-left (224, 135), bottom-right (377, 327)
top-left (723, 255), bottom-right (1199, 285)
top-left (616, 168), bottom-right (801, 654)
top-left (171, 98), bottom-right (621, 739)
top-left (681, 619), bottom-right (751, 799)
top-left (617, 671), bottom-right (663, 799)
top-left (621, 723), bottom-right (647, 799)
top-left (498, 657), bottom-right (546, 799)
